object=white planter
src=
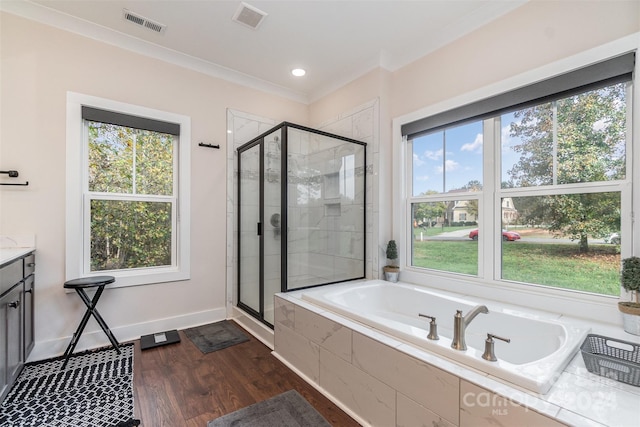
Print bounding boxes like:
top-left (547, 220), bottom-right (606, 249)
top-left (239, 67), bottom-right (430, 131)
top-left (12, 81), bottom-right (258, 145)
top-left (622, 312), bottom-right (640, 336)
top-left (385, 271), bottom-right (399, 283)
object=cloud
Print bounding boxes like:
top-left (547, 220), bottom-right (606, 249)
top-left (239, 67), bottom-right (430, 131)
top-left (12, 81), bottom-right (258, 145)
top-left (424, 148), bottom-right (443, 160)
top-left (415, 175), bottom-right (429, 181)
top-left (445, 159), bottom-right (460, 171)
top-left (437, 159), bottom-right (459, 173)
top-left (461, 133), bottom-right (483, 153)
top-left (413, 153), bottom-right (425, 167)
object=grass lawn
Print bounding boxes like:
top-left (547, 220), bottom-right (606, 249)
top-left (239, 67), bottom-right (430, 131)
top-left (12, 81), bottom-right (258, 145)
top-left (412, 240), bottom-right (620, 296)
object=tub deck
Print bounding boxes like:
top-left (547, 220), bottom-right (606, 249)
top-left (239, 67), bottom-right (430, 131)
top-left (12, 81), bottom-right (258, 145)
top-left (301, 279), bottom-right (590, 394)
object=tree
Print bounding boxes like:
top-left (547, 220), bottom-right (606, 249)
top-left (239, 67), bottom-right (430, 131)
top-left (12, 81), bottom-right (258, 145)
top-left (461, 180), bottom-right (482, 191)
top-left (461, 181), bottom-right (482, 221)
top-left (412, 191), bottom-right (447, 227)
top-left (507, 83), bottom-right (626, 252)
top-left (88, 122), bottom-right (174, 270)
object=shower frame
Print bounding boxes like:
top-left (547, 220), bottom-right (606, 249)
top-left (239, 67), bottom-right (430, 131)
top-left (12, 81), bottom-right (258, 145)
top-left (237, 121), bottom-right (367, 328)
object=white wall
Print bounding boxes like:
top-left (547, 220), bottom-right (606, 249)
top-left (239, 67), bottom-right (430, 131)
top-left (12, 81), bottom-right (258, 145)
top-left (2, 0), bottom-right (639, 359)
top-left (390, 0), bottom-right (640, 119)
top-left (0, 12), bottom-right (307, 359)
top-left (308, 2), bottom-right (640, 273)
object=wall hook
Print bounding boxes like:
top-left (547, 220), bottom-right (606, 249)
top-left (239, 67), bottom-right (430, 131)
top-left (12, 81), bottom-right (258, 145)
top-left (198, 142), bottom-right (220, 149)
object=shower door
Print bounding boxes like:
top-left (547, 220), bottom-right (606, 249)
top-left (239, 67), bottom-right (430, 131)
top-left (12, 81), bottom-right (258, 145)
top-left (238, 141), bottom-right (261, 318)
top-left (237, 129), bottom-right (282, 326)
top-left (238, 122), bottom-right (365, 328)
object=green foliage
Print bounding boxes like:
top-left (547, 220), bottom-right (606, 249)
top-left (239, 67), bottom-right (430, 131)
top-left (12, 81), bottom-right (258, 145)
top-left (89, 122), bottom-right (173, 195)
top-left (512, 192), bottom-right (620, 253)
top-left (621, 257), bottom-right (640, 301)
top-left (461, 180), bottom-right (482, 191)
top-left (412, 197), bottom-right (447, 226)
top-left (412, 240), bottom-right (619, 295)
top-left (465, 199), bottom-right (479, 221)
top-left (507, 83), bottom-right (626, 251)
top-left (386, 240), bottom-right (398, 262)
top-left (88, 121), bottom-right (175, 271)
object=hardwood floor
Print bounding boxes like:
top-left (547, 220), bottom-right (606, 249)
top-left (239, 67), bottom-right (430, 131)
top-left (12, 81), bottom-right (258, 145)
top-left (132, 321), bottom-right (360, 426)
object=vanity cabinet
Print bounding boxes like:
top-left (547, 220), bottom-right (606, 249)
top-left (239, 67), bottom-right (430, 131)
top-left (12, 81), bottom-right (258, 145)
top-left (23, 254), bottom-right (35, 357)
top-left (0, 251), bottom-right (35, 402)
top-left (3, 286), bottom-right (23, 393)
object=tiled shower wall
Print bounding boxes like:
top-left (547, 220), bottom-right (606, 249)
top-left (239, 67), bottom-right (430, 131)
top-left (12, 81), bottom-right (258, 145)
top-left (315, 99), bottom-right (380, 281)
top-left (226, 110), bottom-right (276, 313)
top-left (286, 128), bottom-right (366, 289)
top-left (226, 100), bottom-right (380, 314)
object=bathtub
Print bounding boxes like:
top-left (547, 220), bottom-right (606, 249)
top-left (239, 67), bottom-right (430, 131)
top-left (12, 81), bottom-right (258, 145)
top-left (301, 280), bottom-right (590, 394)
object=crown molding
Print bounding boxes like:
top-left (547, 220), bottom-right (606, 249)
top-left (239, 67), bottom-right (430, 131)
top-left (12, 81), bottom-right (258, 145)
top-left (1, 0), bottom-right (310, 104)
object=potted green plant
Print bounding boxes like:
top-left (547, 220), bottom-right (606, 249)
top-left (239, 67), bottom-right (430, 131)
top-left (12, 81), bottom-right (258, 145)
top-left (619, 256), bottom-right (640, 335)
top-left (383, 240), bottom-right (400, 283)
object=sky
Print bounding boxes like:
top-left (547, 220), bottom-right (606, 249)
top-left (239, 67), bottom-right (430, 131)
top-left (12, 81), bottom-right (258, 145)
top-left (411, 112), bottom-right (521, 196)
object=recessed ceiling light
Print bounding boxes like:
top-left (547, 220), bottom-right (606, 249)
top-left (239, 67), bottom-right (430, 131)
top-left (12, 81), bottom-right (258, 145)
top-left (291, 68), bottom-right (306, 77)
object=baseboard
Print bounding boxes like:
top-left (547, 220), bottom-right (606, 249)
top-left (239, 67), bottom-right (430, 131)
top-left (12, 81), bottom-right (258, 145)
top-left (28, 307), bottom-right (226, 362)
top-left (231, 306), bottom-right (274, 349)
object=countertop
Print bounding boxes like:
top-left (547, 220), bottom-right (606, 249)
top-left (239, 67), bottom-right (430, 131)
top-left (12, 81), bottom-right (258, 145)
top-left (0, 247), bottom-right (35, 268)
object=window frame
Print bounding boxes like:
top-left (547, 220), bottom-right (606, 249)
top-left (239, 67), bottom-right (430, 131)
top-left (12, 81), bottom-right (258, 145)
top-left (392, 39), bottom-right (639, 324)
top-left (66, 92), bottom-right (191, 288)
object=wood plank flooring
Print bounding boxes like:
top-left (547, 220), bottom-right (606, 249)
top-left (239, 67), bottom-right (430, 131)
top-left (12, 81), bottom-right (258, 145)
top-left (132, 321), bottom-right (360, 426)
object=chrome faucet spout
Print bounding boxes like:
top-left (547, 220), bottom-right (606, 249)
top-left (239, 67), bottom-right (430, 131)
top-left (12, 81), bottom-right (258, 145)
top-left (463, 305), bottom-right (489, 327)
top-left (451, 305), bottom-right (489, 351)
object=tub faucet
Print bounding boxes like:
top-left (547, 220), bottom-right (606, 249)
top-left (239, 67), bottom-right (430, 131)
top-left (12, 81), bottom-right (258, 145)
top-left (451, 305), bottom-right (489, 351)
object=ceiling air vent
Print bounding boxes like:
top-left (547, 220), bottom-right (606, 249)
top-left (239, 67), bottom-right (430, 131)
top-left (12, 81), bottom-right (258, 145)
top-left (123, 9), bottom-right (166, 34)
top-left (232, 2), bottom-right (268, 30)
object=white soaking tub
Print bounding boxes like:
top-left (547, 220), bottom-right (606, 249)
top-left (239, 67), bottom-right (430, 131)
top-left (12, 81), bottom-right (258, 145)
top-left (301, 279), bottom-right (590, 394)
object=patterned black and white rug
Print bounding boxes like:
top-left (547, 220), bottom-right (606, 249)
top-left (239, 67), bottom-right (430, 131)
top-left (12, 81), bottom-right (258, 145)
top-left (0, 343), bottom-right (139, 427)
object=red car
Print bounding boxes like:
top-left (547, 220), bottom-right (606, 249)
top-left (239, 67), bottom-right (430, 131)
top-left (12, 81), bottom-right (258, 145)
top-left (468, 229), bottom-right (521, 241)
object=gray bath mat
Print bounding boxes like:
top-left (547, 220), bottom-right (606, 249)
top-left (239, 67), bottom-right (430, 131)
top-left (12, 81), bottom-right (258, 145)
top-left (207, 390), bottom-right (331, 427)
top-left (184, 320), bottom-right (249, 353)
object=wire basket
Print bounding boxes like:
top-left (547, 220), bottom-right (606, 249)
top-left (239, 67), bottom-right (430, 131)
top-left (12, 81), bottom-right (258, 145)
top-left (580, 334), bottom-right (640, 387)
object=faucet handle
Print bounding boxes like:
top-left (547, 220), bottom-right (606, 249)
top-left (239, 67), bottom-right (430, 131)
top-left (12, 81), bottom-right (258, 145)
top-left (418, 313), bottom-right (439, 340)
top-left (489, 333), bottom-right (510, 343)
top-left (482, 333), bottom-right (510, 362)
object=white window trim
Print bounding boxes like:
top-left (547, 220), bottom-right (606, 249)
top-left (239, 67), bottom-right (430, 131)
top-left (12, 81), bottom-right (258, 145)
top-left (66, 92), bottom-right (191, 288)
top-left (392, 33), bottom-right (639, 325)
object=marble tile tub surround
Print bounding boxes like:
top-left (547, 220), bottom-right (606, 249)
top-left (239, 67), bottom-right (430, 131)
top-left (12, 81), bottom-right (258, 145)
top-left (273, 291), bottom-right (640, 427)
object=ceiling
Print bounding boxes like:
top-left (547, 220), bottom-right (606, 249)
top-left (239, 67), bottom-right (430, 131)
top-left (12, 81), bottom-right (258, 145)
top-left (6, 0), bottom-right (528, 103)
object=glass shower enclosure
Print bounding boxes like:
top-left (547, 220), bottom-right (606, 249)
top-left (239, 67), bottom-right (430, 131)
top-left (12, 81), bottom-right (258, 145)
top-left (237, 122), bottom-right (366, 327)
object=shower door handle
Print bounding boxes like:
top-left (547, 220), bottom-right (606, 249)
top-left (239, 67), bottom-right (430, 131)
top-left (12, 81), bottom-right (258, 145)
top-left (257, 222), bottom-right (262, 236)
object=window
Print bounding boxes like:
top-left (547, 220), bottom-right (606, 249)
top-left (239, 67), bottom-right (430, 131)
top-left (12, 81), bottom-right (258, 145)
top-left (402, 53), bottom-right (634, 297)
top-left (410, 120), bottom-right (483, 275)
top-left (66, 93), bottom-right (190, 287)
